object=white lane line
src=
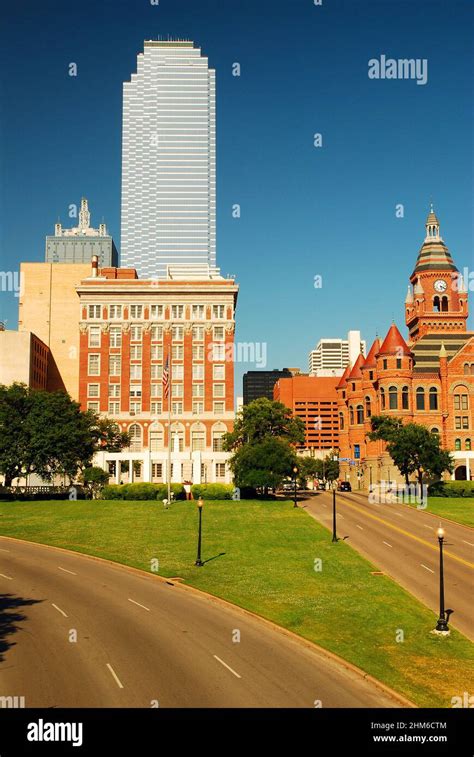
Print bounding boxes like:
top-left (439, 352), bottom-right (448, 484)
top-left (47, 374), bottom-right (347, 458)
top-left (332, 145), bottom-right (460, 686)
top-left (356, 525), bottom-right (364, 530)
top-left (106, 663), bottom-right (124, 689)
top-left (462, 540), bottom-right (474, 547)
top-left (213, 655), bottom-right (242, 679)
top-left (383, 541), bottom-right (393, 548)
top-left (52, 603), bottom-right (68, 618)
top-left (58, 566), bottom-right (77, 575)
top-left (421, 564), bottom-right (435, 574)
top-left (393, 512), bottom-right (403, 518)
top-left (0, 573), bottom-right (13, 580)
top-left (0, 548), bottom-right (10, 552)
top-left (423, 525), bottom-right (433, 530)
top-left (337, 514), bottom-right (344, 519)
top-left (128, 598), bottom-right (150, 612)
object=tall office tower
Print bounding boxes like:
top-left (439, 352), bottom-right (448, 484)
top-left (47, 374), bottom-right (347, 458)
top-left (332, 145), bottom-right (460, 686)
top-left (308, 330), bottom-right (366, 376)
top-left (46, 198), bottom-right (118, 267)
top-left (121, 41), bottom-right (217, 279)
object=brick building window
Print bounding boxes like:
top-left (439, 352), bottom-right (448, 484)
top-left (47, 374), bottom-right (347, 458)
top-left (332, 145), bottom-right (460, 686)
top-left (88, 326), bottom-right (101, 348)
top-left (454, 393), bottom-right (469, 410)
top-left (171, 305), bottom-right (184, 319)
top-left (365, 396), bottom-right (371, 418)
top-left (130, 400), bottom-right (141, 414)
top-left (402, 386), bottom-right (409, 410)
top-left (108, 401), bottom-right (120, 415)
top-left (193, 364), bottom-right (204, 380)
top-left (339, 412), bottom-right (344, 430)
top-left (192, 304), bottom-right (205, 319)
top-left (128, 424), bottom-right (142, 451)
top-left (192, 345), bottom-right (204, 360)
top-left (172, 364), bottom-right (184, 380)
top-left (151, 344), bottom-right (163, 361)
top-left (212, 430), bottom-right (226, 452)
top-left (172, 401), bottom-right (183, 415)
top-left (130, 325), bottom-right (142, 341)
top-left (130, 364), bottom-right (142, 380)
top-left (88, 383), bottom-right (99, 398)
top-left (151, 364), bottom-right (163, 380)
top-left (151, 401), bottom-right (162, 415)
top-left (109, 327), bottom-right (122, 348)
top-left (356, 405), bottom-right (364, 424)
top-left (192, 384), bottom-right (204, 398)
top-left (416, 387), bottom-right (425, 410)
top-left (172, 345), bottom-right (183, 360)
top-left (192, 326), bottom-right (204, 341)
top-left (172, 384), bottom-right (183, 398)
top-left (193, 401), bottom-right (204, 415)
top-left (389, 386), bottom-right (398, 410)
top-left (150, 430), bottom-right (164, 452)
top-left (151, 325), bottom-right (163, 341)
top-left (466, 439), bottom-right (472, 450)
top-left (150, 305), bottom-right (163, 319)
top-left (213, 364), bottom-right (225, 380)
top-left (455, 438), bottom-right (461, 450)
top-left (213, 401), bottom-right (225, 415)
top-left (130, 305), bottom-right (143, 319)
top-left (172, 326), bottom-right (184, 341)
top-left (191, 431), bottom-right (205, 452)
top-left (151, 384), bottom-right (162, 398)
top-left (429, 387), bottom-right (438, 410)
top-left (349, 406), bottom-right (354, 424)
top-left (152, 463), bottom-right (163, 479)
top-left (213, 326), bottom-right (225, 341)
top-left (88, 305), bottom-right (101, 320)
top-left (108, 384), bottom-right (120, 397)
top-left (212, 305), bottom-right (225, 320)
top-left (130, 345), bottom-right (142, 361)
top-left (109, 305), bottom-right (122, 319)
top-left (213, 384), bottom-right (225, 398)
top-left (88, 354), bottom-right (100, 376)
top-left (87, 401), bottom-right (99, 412)
top-left (380, 388), bottom-right (385, 410)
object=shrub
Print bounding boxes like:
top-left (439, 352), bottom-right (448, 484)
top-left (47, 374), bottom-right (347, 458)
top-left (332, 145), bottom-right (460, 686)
top-left (100, 482), bottom-right (187, 501)
top-left (428, 481), bottom-right (474, 498)
top-left (191, 483), bottom-right (234, 500)
top-left (100, 484), bottom-right (126, 500)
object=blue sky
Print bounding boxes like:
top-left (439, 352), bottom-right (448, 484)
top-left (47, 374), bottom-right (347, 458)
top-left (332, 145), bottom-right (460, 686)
top-left (0, 0), bottom-right (472, 394)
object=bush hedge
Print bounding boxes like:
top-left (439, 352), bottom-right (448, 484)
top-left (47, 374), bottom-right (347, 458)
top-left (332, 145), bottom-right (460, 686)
top-left (191, 483), bottom-right (235, 500)
top-left (0, 486), bottom-right (87, 501)
top-left (100, 482), bottom-right (186, 501)
top-left (428, 481), bottom-right (474, 498)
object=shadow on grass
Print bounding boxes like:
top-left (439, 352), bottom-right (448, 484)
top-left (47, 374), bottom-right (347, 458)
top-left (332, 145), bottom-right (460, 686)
top-left (203, 552), bottom-right (226, 565)
top-left (0, 593), bottom-right (43, 663)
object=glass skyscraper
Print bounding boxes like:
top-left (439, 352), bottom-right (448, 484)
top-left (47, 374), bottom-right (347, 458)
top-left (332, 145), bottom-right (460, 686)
top-left (121, 40), bottom-right (217, 279)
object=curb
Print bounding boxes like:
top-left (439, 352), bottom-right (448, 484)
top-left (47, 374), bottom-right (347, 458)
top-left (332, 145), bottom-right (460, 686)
top-left (0, 532), bottom-right (416, 708)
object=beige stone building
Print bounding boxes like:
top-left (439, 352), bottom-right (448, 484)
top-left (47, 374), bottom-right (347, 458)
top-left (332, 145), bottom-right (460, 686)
top-left (0, 329), bottom-right (49, 389)
top-left (18, 262), bottom-right (89, 398)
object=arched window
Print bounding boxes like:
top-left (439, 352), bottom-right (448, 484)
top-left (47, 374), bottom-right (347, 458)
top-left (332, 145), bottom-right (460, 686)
top-left (466, 439), bottom-right (471, 451)
top-left (356, 405), bottom-right (364, 424)
top-left (339, 412), bottom-right (344, 430)
top-left (455, 438), bottom-right (461, 451)
top-left (429, 387), bottom-right (438, 410)
top-left (433, 296), bottom-right (440, 312)
top-left (389, 386), bottom-right (398, 410)
top-left (349, 406), bottom-right (354, 424)
top-left (380, 387), bottom-right (386, 410)
top-left (212, 422), bottom-right (227, 452)
top-left (464, 364), bottom-right (470, 375)
top-left (191, 422), bottom-right (206, 452)
top-left (365, 396), bottom-right (371, 418)
top-left (416, 387), bottom-right (425, 410)
top-left (171, 423), bottom-right (185, 453)
top-left (431, 427), bottom-right (439, 434)
top-left (129, 423), bottom-right (142, 452)
top-left (149, 424), bottom-right (164, 452)
top-left (441, 296), bottom-right (448, 312)
top-left (402, 386), bottom-right (409, 410)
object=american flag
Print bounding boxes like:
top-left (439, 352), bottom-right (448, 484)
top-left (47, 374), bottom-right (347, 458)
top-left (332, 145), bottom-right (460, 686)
top-left (162, 355), bottom-right (170, 399)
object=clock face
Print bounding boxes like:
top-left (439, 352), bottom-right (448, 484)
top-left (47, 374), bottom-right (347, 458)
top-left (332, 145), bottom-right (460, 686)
top-left (434, 279), bottom-right (447, 293)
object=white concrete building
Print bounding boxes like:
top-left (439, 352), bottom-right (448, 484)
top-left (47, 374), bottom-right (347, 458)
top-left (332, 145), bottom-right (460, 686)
top-left (308, 330), bottom-right (366, 376)
top-left (121, 40), bottom-right (217, 279)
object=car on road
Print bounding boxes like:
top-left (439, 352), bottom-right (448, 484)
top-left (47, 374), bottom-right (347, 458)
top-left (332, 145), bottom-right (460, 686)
top-left (281, 481), bottom-right (294, 493)
top-left (339, 481), bottom-right (352, 492)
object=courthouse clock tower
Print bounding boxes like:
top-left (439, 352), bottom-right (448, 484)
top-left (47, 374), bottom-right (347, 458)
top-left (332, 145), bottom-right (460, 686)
top-left (405, 206), bottom-right (468, 342)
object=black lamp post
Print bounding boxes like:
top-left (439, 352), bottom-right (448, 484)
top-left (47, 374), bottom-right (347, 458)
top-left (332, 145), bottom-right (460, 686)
top-left (332, 483), bottom-right (338, 543)
top-left (293, 465), bottom-right (298, 508)
top-left (434, 526), bottom-right (452, 633)
top-left (195, 497), bottom-right (204, 566)
top-left (369, 465), bottom-right (373, 493)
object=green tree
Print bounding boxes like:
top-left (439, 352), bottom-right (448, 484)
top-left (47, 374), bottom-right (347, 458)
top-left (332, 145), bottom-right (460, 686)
top-left (80, 466), bottom-right (110, 498)
top-left (224, 397), bottom-right (305, 450)
top-left (224, 399), bottom-right (305, 492)
top-left (0, 384), bottom-right (129, 486)
top-left (296, 457), bottom-right (320, 488)
top-left (229, 437), bottom-right (297, 490)
top-left (369, 417), bottom-right (453, 487)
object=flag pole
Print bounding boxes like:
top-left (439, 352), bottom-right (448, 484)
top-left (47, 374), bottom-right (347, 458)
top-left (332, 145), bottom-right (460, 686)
top-left (167, 354), bottom-right (172, 503)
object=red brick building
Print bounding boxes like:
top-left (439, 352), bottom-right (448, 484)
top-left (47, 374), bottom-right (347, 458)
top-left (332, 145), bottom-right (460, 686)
top-left (337, 208), bottom-right (474, 487)
top-left (274, 375), bottom-right (340, 454)
top-left (76, 261), bottom-right (238, 485)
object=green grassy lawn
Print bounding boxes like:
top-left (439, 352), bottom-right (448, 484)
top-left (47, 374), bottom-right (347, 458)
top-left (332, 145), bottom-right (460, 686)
top-left (404, 497), bottom-right (474, 528)
top-left (0, 499), bottom-right (472, 708)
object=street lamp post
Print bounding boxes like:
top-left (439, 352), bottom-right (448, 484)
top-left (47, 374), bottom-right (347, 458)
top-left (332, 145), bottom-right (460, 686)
top-left (434, 526), bottom-right (452, 634)
top-left (332, 483), bottom-right (338, 543)
top-left (369, 465), bottom-right (373, 493)
top-left (293, 465), bottom-right (298, 508)
top-left (195, 497), bottom-right (204, 567)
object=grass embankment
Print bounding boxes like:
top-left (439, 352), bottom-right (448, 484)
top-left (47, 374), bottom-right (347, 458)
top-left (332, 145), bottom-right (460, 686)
top-left (404, 497), bottom-right (474, 528)
top-left (0, 499), bottom-right (472, 707)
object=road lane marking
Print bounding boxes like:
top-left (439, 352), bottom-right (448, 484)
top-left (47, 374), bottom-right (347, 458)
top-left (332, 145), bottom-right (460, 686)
top-left (0, 573), bottom-right (13, 580)
top-left (423, 525), bottom-right (433, 530)
top-left (383, 541), bottom-right (393, 548)
top-left (356, 525), bottom-right (364, 530)
top-left (128, 598), bottom-right (150, 612)
top-left (52, 603), bottom-right (68, 618)
top-left (58, 566), bottom-right (77, 575)
top-left (106, 663), bottom-right (124, 689)
top-left (337, 514), bottom-right (344, 519)
top-left (462, 540), bottom-right (474, 547)
top-left (393, 513), bottom-right (403, 518)
top-left (421, 564), bottom-right (435, 574)
top-left (336, 496), bottom-right (474, 569)
top-left (213, 655), bottom-right (241, 679)
top-left (0, 548), bottom-right (10, 552)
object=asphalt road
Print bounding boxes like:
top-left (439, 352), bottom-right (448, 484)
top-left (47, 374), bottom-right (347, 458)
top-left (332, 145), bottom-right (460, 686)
top-left (305, 491), bottom-right (474, 640)
top-left (0, 537), bottom-right (399, 708)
